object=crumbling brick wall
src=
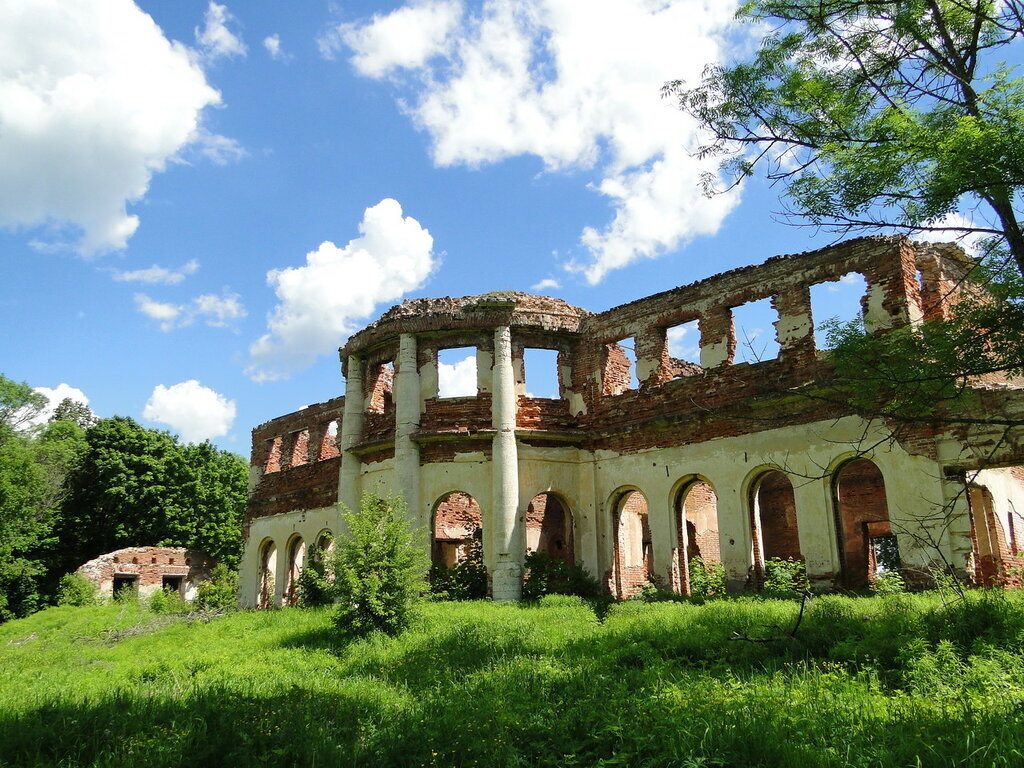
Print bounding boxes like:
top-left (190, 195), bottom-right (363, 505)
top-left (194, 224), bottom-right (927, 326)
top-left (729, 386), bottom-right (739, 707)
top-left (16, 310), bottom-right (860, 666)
top-left (77, 547), bottom-right (215, 600)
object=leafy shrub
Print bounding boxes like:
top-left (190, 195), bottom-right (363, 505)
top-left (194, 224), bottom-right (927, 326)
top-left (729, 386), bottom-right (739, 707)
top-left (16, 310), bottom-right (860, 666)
top-left (149, 587), bottom-right (188, 614)
top-left (688, 556), bottom-right (727, 600)
top-left (297, 542), bottom-right (334, 607)
top-left (429, 530), bottom-right (487, 600)
top-left (522, 550), bottom-right (602, 601)
top-left (332, 494), bottom-right (428, 642)
top-left (761, 557), bottom-right (809, 599)
top-left (871, 570), bottom-right (906, 596)
top-left (194, 564), bottom-right (238, 611)
top-left (55, 573), bottom-right (96, 607)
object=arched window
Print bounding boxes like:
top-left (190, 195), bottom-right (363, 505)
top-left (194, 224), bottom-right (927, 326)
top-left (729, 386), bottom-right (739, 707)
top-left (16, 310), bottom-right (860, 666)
top-left (431, 491), bottom-right (483, 569)
top-left (835, 458), bottom-right (900, 588)
top-left (612, 490), bottom-right (651, 598)
top-left (283, 536), bottom-right (305, 607)
top-left (749, 470), bottom-right (801, 584)
top-left (675, 478), bottom-right (721, 595)
top-left (257, 539), bottom-right (277, 609)
top-left (525, 492), bottom-right (574, 564)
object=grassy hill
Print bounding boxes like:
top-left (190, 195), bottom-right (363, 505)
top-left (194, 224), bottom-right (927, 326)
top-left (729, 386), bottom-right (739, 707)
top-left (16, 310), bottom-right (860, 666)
top-left (1, 593), bottom-right (1024, 767)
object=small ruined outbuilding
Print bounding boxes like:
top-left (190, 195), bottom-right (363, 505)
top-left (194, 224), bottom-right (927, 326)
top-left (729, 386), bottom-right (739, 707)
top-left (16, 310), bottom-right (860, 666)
top-left (76, 547), bottom-right (215, 600)
top-left (241, 236), bottom-right (1024, 606)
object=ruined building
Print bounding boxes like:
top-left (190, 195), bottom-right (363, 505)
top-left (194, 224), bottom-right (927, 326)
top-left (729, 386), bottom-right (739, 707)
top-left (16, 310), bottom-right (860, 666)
top-left (77, 547), bottom-right (215, 600)
top-left (240, 236), bottom-right (1024, 606)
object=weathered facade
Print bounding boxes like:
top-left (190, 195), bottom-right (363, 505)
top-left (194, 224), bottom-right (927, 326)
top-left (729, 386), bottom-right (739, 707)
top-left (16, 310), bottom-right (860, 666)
top-left (241, 236), bottom-right (1024, 606)
top-left (77, 547), bottom-right (216, 600)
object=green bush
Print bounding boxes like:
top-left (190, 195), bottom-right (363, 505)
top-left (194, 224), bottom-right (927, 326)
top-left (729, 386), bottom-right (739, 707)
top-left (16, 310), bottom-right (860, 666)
top-left (522, 550), bottom-right (602, 601)
top-left (761, 557), bottom-right (809, 599)
top-left (194, 564), bottom-right (238, 611)
top-left (429, 530), bottom-right (487, 600)
top-left (297, 541), bottom-right (335, 607)
top-left (55, 572), bottom-right (96, 607)
top-left (331, 494), bottom-right (428, 642)
top-left (149, 587), bottom-right (188, 614)
top-left (871, 570), bottom-right (906, 596)
top-left (688, 556), bottom-right (727, 600)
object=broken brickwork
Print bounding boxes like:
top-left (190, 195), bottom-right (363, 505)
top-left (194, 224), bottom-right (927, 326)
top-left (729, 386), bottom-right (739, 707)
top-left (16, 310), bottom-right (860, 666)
top-left (243, 237), bottom-right (1024, 605)
top-left (77, 547), bottom-right (215, 600)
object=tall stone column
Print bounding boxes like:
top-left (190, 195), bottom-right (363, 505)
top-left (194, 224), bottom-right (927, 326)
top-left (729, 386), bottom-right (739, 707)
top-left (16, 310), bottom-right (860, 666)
top-left (394, 333), bottom-right (423, 529)
top-left (491, 325), bottom-right (523, 600)
top-left (338, 354), bottom-right (365, 515)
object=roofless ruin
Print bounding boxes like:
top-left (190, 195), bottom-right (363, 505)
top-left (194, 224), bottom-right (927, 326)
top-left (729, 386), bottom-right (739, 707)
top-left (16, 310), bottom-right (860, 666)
top-left (241, 236), bottom-right (1024, 605)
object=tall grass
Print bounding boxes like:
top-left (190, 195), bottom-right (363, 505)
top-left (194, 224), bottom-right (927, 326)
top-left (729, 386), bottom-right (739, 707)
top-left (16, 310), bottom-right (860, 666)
top-left (1, 592), bottom-right (1023, 766)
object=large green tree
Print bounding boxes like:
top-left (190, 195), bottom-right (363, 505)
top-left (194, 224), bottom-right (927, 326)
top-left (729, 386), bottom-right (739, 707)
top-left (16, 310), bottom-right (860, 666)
top-left (55, 417), bottom-right (247, 576)
top-left (668, 0), bottom-right (1024, 273)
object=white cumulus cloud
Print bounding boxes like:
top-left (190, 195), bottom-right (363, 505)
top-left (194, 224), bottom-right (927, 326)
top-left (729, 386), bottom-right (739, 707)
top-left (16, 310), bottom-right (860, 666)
top-left (17, 383), bottom-right (92, 430)
top-left (913, 212), bottom-right (987, 255)
top-left (263, 34), bottom-right (288, 61)
top-left (247, 198), bottom-right (437, 382)
top-left (0, 0), bottom-right (228, 254)
top-left (114, 259), bottom-right (199, 285)
top-left (531, 277), bottom-right (561, 292)
top-left (438, 354), bottom-right (477, 397)
top-left (143, 380), bottom-right (236, 443)
top-left (135, 290), bottom-right (246, 331)
top-left (323, 0), bottom-right (462, 74)
top-left (338, 0), bottom-right (742, 284)
top-left (195, 2), bottom-right (246, 61)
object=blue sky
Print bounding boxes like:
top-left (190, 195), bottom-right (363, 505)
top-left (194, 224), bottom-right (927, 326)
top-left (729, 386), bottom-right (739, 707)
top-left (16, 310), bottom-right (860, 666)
top-left (1, 0), bottom-right (874, 452)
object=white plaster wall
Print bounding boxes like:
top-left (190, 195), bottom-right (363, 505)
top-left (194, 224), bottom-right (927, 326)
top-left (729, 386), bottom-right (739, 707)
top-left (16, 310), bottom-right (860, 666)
top-left (974, 467), bottom-right (1024, 550)
top-left (238, 505), bottom-right (341, 608)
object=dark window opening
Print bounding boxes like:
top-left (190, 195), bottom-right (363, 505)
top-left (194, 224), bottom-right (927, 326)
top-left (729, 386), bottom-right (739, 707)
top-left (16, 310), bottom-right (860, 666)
top-left (112, 575), bottom-right (138, 597)
top-left (162, 575), bottom-right (184, 593)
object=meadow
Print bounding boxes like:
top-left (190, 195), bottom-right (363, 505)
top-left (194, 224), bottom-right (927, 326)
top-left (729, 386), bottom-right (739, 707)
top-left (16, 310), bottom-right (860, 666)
top-left (1, 592), bottom-right (1024, 767)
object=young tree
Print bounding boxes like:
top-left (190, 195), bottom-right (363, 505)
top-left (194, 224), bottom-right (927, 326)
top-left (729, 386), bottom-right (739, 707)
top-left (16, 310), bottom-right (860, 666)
top-left (667, 0), bottom-right (1024, 274)
top-left (331, 494), bottom-right (427, 643)
top-left (49, 398), bottom-right (96, 429)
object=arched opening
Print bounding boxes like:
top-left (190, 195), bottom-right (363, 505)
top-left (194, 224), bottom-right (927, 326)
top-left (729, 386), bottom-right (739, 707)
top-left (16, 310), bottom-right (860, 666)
top-left (675, 479), bottom-right (721, 594)
top-left (283, 535), bottom-right (305, 607)
top-left (526, 492), bottom-right (574, 564)
top-left (257, 539), bottom-right (277, 609)
top-left (968, 484), bottom-right (1009, 586)
top-left (750, 470), bottom-right (801, 583)
top-left (835, 458), bottom-right (900, 588)
top-left (432, 491), bottom-right (483, 569)
top-left (612, 490), bottom-right (652, 598)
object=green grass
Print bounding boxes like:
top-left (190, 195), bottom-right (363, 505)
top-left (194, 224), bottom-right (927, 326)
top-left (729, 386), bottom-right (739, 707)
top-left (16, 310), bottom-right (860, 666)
top-left (2, 592), bottom-right (1024, 766)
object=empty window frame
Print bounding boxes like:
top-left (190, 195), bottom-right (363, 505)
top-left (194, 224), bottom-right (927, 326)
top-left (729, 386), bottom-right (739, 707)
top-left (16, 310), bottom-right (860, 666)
top-left (365, 361), bottom-right (395, 413)
top-left (523, 348), bottom-right (560, 399)
top-left (731, 298), bottom-right (780, 364)
top-left (437, 348), bottom-right (478, 398)
top-left (665, 320), bottom-right (702, 376)
top-left (604, 338), bottom-right (638, 395)
top-left (809, 272), bottom-right (868, 350)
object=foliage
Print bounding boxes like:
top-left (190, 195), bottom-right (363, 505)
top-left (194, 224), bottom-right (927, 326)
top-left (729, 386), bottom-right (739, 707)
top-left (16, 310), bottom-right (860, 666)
top-left (522, 550), bottom-right (602, 601)
top-left (148, 587), bottom-right (189, 615)
top-left (55, 573), bottom-right (96, 607)
top-left (0, 374), bottom-right (46, 432)
top-left (49, 398), bottom-right (96, 429)
top-left (667, 0), bottom-right (1024, 274)
top-left (428, 529), bottom-right (488, 600)
top-left (194, 564), bottom-right (238, 612)
top-left (688, 556), bottom-right (728, 600)
top-left (761, 557), bottom-right (810, 599)
top-left (330, 494), bottom-right (428, 643)
top-left (871, 570), bottom-right (907, 596)
top-left (55, 417), bottom-right (247, 577)
top-left (297, 543), bottom-right (334, 608)
top-left (3, 592), bottom-right (1024, 767)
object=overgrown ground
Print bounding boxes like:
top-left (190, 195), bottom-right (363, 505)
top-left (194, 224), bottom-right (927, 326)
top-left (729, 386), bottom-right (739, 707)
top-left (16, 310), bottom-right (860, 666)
top-left (2, 593), bottom-right (1024, 767)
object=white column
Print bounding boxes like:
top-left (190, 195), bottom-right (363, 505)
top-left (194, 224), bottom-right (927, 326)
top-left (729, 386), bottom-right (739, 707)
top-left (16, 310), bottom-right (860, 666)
top-left (338, 354), bottom-right (365, 515)
top-left (491, 325), bottom-right (523, 600)
top-left (395, 333), bottom-right (423, 529)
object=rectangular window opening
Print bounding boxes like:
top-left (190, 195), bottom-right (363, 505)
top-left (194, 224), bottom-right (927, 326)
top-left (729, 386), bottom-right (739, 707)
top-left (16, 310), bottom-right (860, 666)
top-left (665, 320), bottom-right (702, 377)
top-left (523, 348), bottom-right (560, 399)
top-left (604, 338), bottom-right (638, 395)
top-left (438, 347), bottom-right (478, 398)
top-left (731, 298), bottom-right (781, 364)
top-left (264, 436), bottom-right (282, 473)
top-left (112, 575), bottom-right (138, 597)
top-left (365, 361), bottom-right (395, 413)
top-left (809, 272), bottom-right (868, 350)
top-left (290, 429), bottom-right (310, 467)
top-left (162, 575), bottom-right (184, 594)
